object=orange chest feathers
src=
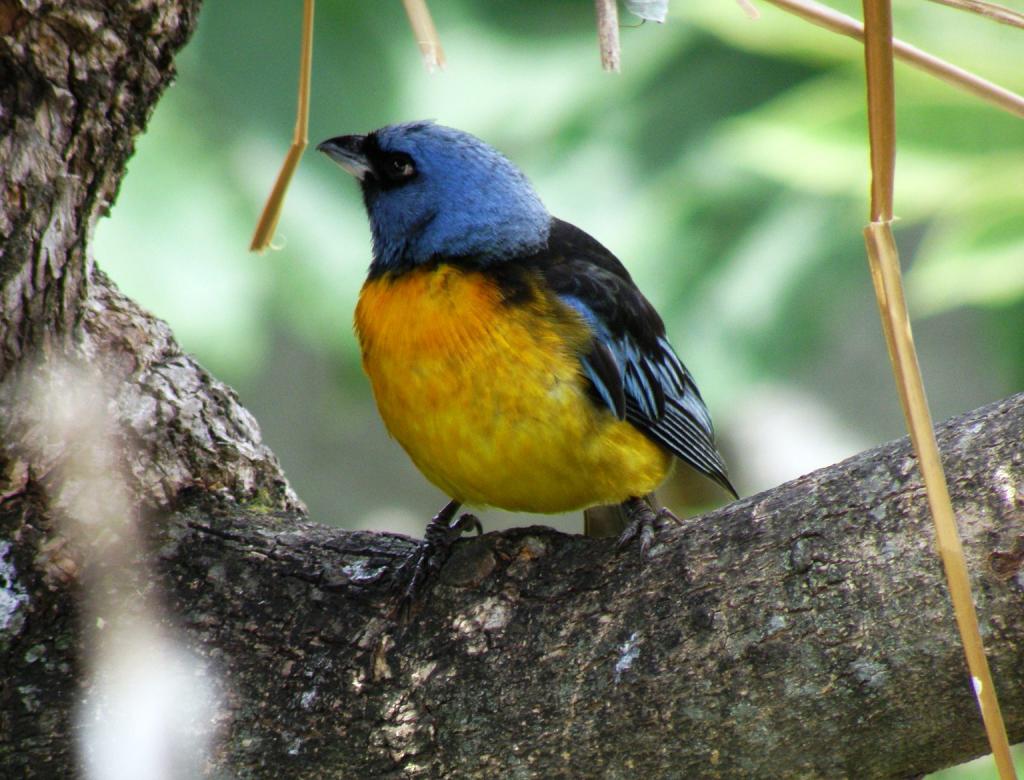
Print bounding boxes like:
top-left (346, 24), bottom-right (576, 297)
top-left (353, 264), bottom-right (672, 513)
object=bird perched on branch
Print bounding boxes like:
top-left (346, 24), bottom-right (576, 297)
top-left (318, 121), bottom-right (735, 604)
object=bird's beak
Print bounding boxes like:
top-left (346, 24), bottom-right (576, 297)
top-left (317, 135), bottom-right (372, 180)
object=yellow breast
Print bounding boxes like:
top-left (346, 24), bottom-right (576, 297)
top-left (354, 265), bottom-right (671, 513)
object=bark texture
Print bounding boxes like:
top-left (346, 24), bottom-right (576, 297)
top-left (1, 1), bottom-right (1023, 778)
top-left (0, 0), bottom-right (300, 513)
top-left (2, 394), bottom-right (1023, 778)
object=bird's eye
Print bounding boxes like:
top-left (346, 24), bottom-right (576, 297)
top-left (384, 153), bottom-right (415, 180)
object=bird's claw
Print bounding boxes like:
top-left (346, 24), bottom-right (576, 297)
top-left (617, 500), bottom-right (680, 559)
top-left (425, 512), bottom-right (482, 547)
top-left (394, 507), bottom-right (482, 622)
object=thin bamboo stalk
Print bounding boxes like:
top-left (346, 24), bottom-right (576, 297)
top-left (862, 0), bottom-right (896, 221)
top-left (402, 0), bottom-right (446, 71)
top-left (926, 0), bottom-right (1024, 31)
top-left (860, 0), bottom-right (1017, 776)
top-left (761, 0), bottom-right (1024, 119)
top-left (595, 0), bottom-right (622, 72)
top-left (250, 0), bottom-right (315, 253)
top-left (863, 226), bottom-right (1018, 780)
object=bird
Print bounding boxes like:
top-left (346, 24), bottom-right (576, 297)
top-left (317, 121), bottom-right (735, 603)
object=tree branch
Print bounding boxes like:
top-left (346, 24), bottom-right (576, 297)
top-left (2, 393), bottom-right (1023, 777)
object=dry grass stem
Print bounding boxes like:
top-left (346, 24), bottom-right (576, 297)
top-left (926, 0), bottom-right (1024, 30)
top-left (736, 0), bottom-right (763, 20)
top-left (864, 246), bottom-right (909, 420)
top-left (250, 0), bottom-right (315, 252)
top-left (863, 225), bottom-right (1018, 780)
top-left (402, 0), bottom-right (446, 71)
top-left (861, 0), bottom-right (1017, 774)
top-left (760, 0), bottom-right (1024, 118)
top-left (595, 0), bottom-right (622, 71)
top-left (862, 0), bottom-right (896, 221)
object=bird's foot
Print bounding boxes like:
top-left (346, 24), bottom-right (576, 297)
top-left (616, 497), bottom-right (680, 559)
top-left (394, 500), bottom-right (482, 622)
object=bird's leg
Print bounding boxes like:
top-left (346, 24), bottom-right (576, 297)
top-left (396, 499), bottom-right (482, 620)
top-left (616, 496), bottom-right (680, 558)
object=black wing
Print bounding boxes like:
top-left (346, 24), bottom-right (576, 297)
top-left (539, 218), bottom-right (736, 497)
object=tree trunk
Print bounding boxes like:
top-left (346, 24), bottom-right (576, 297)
top-left (1, 2), bottom-right (1021, 778)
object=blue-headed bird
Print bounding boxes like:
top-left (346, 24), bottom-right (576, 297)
top-left (318, 122), bottom-right (735, 600)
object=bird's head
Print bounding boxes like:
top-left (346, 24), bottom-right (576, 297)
top-left (318, 121), bottom-right (551, 274)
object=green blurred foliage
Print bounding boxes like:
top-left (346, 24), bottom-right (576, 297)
top-left (95, 0), bottom-right (1022, 526)
top-left (94, 1), bottom-right (1022, 774)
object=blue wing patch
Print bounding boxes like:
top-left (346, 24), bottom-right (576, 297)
top-left (562, 294), bottom-right (730, 487)
top-left (543, 219), bottom-right (736, 497)
top-left (579, 338), bottom-right (626, 421)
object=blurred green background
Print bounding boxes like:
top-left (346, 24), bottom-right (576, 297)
top-left (94, 1), bottom-right (1021, 774)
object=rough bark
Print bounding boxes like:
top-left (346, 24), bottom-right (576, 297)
top-left (1, 1), bottom-right (1023, 778)
top-left (0, 0), bottom-right (300, 512)
top-left (2, 394), bottom-right (1023, 778)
